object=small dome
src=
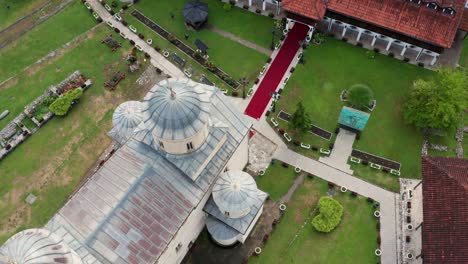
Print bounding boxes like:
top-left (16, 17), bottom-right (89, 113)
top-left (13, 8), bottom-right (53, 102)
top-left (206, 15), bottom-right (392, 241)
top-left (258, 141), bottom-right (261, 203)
top-left (142, 78), bottom-right (210, 141)
top-left (213, 171), bottom-right (258, 219)
top-left (0, 229), bottom-right (82, 264)
top-left (112, 101), bottom-right (142, 134)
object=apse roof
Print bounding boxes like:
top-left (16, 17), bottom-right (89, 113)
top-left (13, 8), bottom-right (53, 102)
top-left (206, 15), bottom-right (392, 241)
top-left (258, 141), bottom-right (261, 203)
top-left (141, 78), bottom-right (211, 141)
top-left (109, 101), bottom-right (143, 144)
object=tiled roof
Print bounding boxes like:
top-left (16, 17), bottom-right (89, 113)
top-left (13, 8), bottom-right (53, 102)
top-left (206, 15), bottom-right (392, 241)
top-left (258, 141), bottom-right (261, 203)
top-left (282, 0), bottom-right (466, 48)
top-left (460, 9), bottom-right (468, 31)
top-left (421, 156), bottom-right (468, 264)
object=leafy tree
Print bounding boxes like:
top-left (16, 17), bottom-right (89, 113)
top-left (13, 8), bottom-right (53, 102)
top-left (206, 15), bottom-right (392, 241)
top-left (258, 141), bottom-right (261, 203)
top-left (403, 68), bottom-right (467, 131)
top-left (49, 89), bottom-right (83, 116)
top-left (311, 197), bottom-right (344, 233)
top-left (289, 101), bottom-right (311, 136)
top-left (347, 84), bottom-right (373, 110)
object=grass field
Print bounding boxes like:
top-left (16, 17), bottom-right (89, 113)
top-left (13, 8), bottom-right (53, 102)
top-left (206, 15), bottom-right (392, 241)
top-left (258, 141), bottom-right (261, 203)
top-left (460, 39), bottom-right (468, 68)
top-left (0, 24), bottom-right (152, 243)
top-left (250, 176), bottom-right (379, 264)
top-left (255, 162), bottom-right (298, 201)
top-left (276, 37), bottom-right (434, 179)
top-left (0, 0), bottom-right (97, 83)
top-left (129, 0), bottom-right (274, 49)
top-left (0, 0), bottom-right (49, 31)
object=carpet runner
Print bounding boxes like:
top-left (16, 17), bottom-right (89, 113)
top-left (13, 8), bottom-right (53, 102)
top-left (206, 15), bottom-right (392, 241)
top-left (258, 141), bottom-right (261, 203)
top-left (244, 23), bottom-right (309, 119)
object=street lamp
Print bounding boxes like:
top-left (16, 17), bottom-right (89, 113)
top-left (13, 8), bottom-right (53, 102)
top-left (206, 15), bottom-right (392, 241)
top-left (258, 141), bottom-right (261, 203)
top-left (239, 77), bottom-right (250, 99)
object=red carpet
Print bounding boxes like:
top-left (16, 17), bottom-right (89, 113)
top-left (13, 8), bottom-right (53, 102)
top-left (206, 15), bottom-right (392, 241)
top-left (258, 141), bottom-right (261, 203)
top-left (244, 23), bottom-right (309, 119)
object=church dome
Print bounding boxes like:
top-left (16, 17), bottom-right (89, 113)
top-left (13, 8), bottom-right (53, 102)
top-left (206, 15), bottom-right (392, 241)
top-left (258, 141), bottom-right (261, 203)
top-left (0, 229), bottom-right (82, 264)
top-left (212, 171), bottom-right (259, 219)
top-left (142, 78), bottom-right (210, 141)
top-left (110, 101), bottom-right (143, 144)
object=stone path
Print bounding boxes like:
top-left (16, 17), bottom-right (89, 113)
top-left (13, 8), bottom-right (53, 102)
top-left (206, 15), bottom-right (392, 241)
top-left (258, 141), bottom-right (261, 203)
top-left (319, 128), bottom-right (356, 174)
top-left (208, 26), bottom-right (272, 56)
top-left (87, 0), bottom-right (185, 78)
top-left (280, 172), bottom-right (305, 204)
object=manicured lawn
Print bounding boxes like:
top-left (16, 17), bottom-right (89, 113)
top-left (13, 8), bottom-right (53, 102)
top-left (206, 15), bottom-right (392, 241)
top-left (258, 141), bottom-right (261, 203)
top-left (276, 37), bottom-right (433, 179)
top-left (460, 39), bottom-right (468, 68)
top-left (349, 163), bottom-right (400, 193)
top-left (0, 24), bottom-right (152, 243)
top-left (255, 162), bottom-right (298, 201)
top-left (0, 0), bottom-right (49, 31)
top-left (250, 177), bottom-right (379, 264)
top-left (128, 0), bottom-right (274, 49)
top-left (0, 0), bottom-right (97, 82)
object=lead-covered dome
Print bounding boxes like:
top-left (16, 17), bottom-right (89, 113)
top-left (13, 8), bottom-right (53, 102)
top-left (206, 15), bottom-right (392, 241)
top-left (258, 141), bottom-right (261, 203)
top-left (213, 171), bottom-right (259, 219)
top-left (109, 101), bottom-right (143, 144)
top-left (142, 78), bottom-right (210, 141)
top-left (0, 229), bottom-right (82, 264)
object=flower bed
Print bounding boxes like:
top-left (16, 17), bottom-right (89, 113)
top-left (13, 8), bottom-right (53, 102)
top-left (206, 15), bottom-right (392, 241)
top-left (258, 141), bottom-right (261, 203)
top-left (351, 149), bottom-right (401, 171)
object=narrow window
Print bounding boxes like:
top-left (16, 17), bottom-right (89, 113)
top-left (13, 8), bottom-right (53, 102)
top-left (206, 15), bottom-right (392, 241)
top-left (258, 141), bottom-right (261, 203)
top-left (159, 141), bottom-right (164, 148)
top-left (175, 243), bottom-right (182, 252)
top-left (187, 142), bottom-right (194, 151)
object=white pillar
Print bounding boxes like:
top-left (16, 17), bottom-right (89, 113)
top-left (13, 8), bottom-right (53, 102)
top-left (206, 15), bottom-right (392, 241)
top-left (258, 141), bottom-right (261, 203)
top-left (371, 35), bottom-right (377, 46)
top-left (356, 30), bottom-right (363, 42)
top-left (249, 0), bottom-right (252, 6)
top-left (328, 19), bottom-right (333, 31)
top-left (342, 26), bottom-right (347, 37)
top-left (262, 0), bottom-right (266, 11)
top-left (400, 45), bottom-right (407, 56)
top-left (430, 55), bottom-right (439, 66)
top-left (416, 48), bottom-right (424, 61)
top-left (386, 39), bottom-right (393, 51)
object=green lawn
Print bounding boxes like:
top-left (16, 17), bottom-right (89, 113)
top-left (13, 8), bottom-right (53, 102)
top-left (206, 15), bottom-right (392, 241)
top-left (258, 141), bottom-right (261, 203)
top-left (277, 37), bottom-right (433, 179)
top-left (128, 0), bottom-right (274, 49)
top-left (349, 163), bottom-right (400, 193)
top-left (250, 177), bottom-right (379, 264)
top-left (255, 162), bottom-right (298, 201)
top-left (0, 0), bottom-right (97, 83)
top-left (460, 39), bottom-right (468, 68)
top-left (0, 0), bottom-right (49, 31)
top-left (0, 24), bottom-right (151, 243)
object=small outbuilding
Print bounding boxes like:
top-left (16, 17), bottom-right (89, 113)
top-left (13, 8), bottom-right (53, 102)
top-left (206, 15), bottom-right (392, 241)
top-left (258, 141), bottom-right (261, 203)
top-left (183, 0), bottom-right (209, 30)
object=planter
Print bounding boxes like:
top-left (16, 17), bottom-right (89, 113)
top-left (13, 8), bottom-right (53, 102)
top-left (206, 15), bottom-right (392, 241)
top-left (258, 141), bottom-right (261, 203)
top-left (390, 169), bottom-right (400, 176)
top-left (270, 118), bottom-right (279, 127)
top-left (370, 163), bottom-right (382, 170)
top-left (294, 167), bottom-right (301, 173)
top-left (375, 249), bottom-right (382, 256)
top-left (406, 224), bottom-right (413, 231)
top-left (340, 186), bottom-right (347, 193)
top-left (279, 204), bottom-right (286, 211)
top-left (305, 36), bottom-right (312, 42)
top-left (283, 29), bottom-right (289, 35)
top-left (259, 169), bottom-right (265, 176)
top-left (283, 133), bottom-right (292, 142)
top-left (320, 148), bottom-right (330, 155)
top-left (129, 25), bottom-right (137, 33)
top-left (162, 51), bottom-right (170, 58)
top-left (146, 38), bottom-right (153, 45)
top-left (406, 253), bottom-right (414, 259)
top-left (183, 70), bottom-right (192, 78)
top-left (300, 143), bottom-right (310, 149)
top-left (374, 210), bottom-right (381, 218)
top-left (350, 156), bottom-right (361, 164)
top-left (254, 247), bottom-right (262, 255)
top-left (220, 89), bottom-right (228, 94)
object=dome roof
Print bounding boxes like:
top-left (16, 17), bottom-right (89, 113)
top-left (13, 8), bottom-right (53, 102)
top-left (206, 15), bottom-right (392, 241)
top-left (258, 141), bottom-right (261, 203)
top-left (212, 171), bottom-right (258, 219)
top-left (142, 78), bottom-right (210, 141)
top-left (0, 229), bottom-right (82, 264)
top-left (110, 101), bottom-right (143, 143)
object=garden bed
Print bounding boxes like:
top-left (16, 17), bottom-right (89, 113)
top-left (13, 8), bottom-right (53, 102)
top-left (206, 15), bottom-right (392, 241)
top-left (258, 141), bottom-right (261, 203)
top-left (131, 9), bottom-right (239, 88)
top-left (277, 110), bottom-right (332, 140)
top-left (351, 149), bottom-right (401, 171)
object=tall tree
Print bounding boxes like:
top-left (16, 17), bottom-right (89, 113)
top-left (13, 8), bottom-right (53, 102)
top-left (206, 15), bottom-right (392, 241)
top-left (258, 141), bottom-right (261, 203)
top-left (289, 101), bottom-right (311, 136)
top-left (403, 68), bottom-right (467, 131)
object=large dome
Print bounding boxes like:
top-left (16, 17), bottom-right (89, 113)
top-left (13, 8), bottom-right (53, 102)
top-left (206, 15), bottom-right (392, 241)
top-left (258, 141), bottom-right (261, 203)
top-left (0, 229), bottom-right (82, 264)
top-left (212, 171), bottom-right (259, 219)
top-left (142, 78), bottom-right (210, 141)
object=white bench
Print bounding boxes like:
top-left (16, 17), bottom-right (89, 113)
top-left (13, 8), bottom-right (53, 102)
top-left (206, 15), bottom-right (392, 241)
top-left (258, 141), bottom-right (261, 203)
top-left (283, 133), bottom-right (292, 142)
top-left (270, 117), bottom-right (279, 127)
top-left (320, 148), bottom-right (330, 155)
top-left (114, 13), bottom-right (122, 21)
top-left (300, 143), bottom-right (310, 149)
top-left (104, 4), bottom-right (112, 11)
top-left (135, 45), bottom-right (143, 51)
top-left (129, 25), bottom-right (137, 33)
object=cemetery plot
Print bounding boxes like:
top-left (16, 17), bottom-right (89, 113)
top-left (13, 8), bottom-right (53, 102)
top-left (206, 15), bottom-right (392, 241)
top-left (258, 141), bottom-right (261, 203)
top-left (101, 34), bottom-right (122, 51)
top-left (104, 71), bottom-right (126, 90)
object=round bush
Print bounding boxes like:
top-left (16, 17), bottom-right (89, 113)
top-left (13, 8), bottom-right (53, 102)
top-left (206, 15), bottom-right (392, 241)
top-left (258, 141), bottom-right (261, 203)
top-left (347, 84), bottom-right (373, 110)
top-left (311, 197), bottom-right (343, 233)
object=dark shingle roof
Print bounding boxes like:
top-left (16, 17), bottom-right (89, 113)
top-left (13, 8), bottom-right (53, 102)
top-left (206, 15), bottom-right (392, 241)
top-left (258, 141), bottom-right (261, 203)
top-left (421, 156), bottom-right (468, 264)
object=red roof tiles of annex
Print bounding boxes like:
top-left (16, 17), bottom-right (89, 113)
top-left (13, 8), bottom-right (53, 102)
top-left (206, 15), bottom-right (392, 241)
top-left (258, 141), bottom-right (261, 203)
top-left (421, 156), bottom-right (468, 264)
top-left (282, 0), bottom-right (466, 48)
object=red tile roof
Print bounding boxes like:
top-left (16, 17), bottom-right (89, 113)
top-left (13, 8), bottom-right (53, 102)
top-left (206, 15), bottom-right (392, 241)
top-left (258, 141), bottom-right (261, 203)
top-left (282, 0), bottom-right (466, 48)
top-left (421, 156), bottom-right (468, 264)
top-left (460, 9), bottom-right (468, 31)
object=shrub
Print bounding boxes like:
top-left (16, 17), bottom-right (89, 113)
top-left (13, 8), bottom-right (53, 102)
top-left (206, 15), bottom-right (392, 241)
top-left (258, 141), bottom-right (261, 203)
top-left (311, 146), bottom-right (318, 151)
top-left (129, 40), bottom-right (135, 45)
top-left (111, 0), bottom-right (118, 7)
top-left (356, 133), bottom-right (361, 140)
top-left (223, 3), bottom-right (232, 11)
top-left (109, 10), bottom-right (115, 15)
top-left (138, 33), bottom-right (144, 39)
top-left (254, 78), bottom-right (259, 84)
top-left (122, 4), bottom-right (128, 9)
top-left (154, 46), bottom-right (161, 52)
top-left (418, 62), bottom-right (424, 67)
top-left (144, 52), bottom-right (150, 58)
top-left (267, 57), bottom-right (272, 63)
top-left (373, 48), bottom-right (380, 53)
top-left (329, 143), bottom-right (334, 149)
top-left (347, 84), bottom-right (374, 110)
top-left (388, 52), bottom-right (394, 57)
top-left (403, 57), bottom-right (410, 62)
top-left (255, 9), bottom-right (261, 13)
top-left (351, 191), bottom-right (357, 197)
top-left (357, 42), bottom-right (363, 47)
top-left (268, 12), bottom-right (274, 18)
top-left (311, 197), bottom-right (344, 233)
top-left (278, 88), bottom-right (283, 94)
top-left (49, 89), bottom-right (83, 116)
top-left (362, 160), bottom-right (368, 165)
top-left (289, 67), bottom-right (295, 73)
top-left (278, 128), bottom-right (285, 135)
top-left (114, 27), bottom-right (120, 33)
top-left (366, 50), bottom-right (376, 59)
top-left (262, 234), bottom-right (269, 242)
top-left (232, 91), bottom-right (238, 97)
top-left (281, 162), bottom-right (289, 168)
top-left (97, 17), bottom-right (103, 23)
top-left (382, 167), bottom-right (390, 173)
top-left (342, 37), bottom-right (348, 42)
top-left (156, 68), bottom-right (162, 74)
top-left (265, 110), bottom-right (270, 116)
top-left (243, 4), bottom-right (249, 9)
top-left (121, 20), bottom-right (128, 26)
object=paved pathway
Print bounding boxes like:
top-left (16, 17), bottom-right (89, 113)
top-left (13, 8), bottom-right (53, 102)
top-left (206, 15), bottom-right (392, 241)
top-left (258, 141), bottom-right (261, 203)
top-left (208, 26), bottom-right (272, 56)
top-left (280, 172), bottom-right (305, 204)
top-left (319, 128), bottom-right (356, 174)
top-left (87, 0), bottom-right (185, 78)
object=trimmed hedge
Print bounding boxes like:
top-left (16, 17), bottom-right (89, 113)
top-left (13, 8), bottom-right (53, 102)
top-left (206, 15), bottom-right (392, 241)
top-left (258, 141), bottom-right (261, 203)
top-left (311, 197), bottom-right (343, 233)
top-left (49, 89), bottom-right (83, 116)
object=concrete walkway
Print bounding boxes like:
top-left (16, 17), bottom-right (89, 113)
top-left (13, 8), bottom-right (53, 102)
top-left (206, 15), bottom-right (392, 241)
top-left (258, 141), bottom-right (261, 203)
top-left (319, 128), bottom-right (356, 174)
top-left (87, 0), bottom-right (185, 78)
top-left (280, 173), bottom-right (305, 204)
top-left (208, 26), bottom-right (272, 56)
